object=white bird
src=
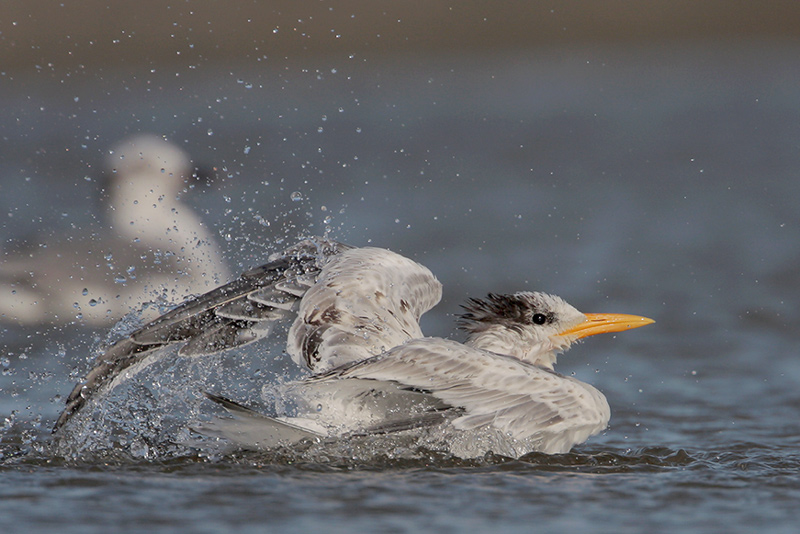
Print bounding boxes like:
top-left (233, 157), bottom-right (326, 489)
top-left (53, 238), bottom-right (653, 458)
top-left (0, 135), bottom-right (229, 326)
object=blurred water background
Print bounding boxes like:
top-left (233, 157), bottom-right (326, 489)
top-left (1, 2), bottom-right (800, 533)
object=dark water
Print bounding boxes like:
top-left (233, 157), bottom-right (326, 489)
top-left (2, 39), bottom-right (800, 533)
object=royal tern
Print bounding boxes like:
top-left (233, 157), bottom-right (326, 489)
top-left (0, 135), bottom-right (229, 326)
top-left (53, 238), bottom-right (653, 458)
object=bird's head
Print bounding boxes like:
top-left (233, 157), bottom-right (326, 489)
top-left (101, 134), bottom-right (209, 207)
top-left (458, 291), bottom-right (653, 369)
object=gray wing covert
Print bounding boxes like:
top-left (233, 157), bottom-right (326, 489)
top-left (53, 237), bottom-right (350, 433)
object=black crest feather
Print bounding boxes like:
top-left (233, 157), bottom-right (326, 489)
top-left (457, 292), bottom-right (552, 333)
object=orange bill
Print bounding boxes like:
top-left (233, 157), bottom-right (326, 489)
top-left (558, 313), bottom-right (655, 340)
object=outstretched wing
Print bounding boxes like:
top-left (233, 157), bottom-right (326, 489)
top-left (320, 338), bottom-right (611, 454)
top-left (53, 237), bottom-right (350, 433)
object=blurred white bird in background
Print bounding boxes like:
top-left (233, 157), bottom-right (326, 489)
top-left (0, 135), bottom-right (230, 326)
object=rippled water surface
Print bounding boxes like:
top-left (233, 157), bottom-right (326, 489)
top-left (2, 38), bottom-right (800, 533)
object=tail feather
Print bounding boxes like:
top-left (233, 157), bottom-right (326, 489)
top-left (197, 392), bottom-right (325, 449)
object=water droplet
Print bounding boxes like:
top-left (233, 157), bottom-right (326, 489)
top-left (81, 288), bottom-right (89, 296)
top-left (290, 191), bottom-right (303, 202)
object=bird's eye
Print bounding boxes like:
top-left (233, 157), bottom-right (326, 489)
top-left (531, 313), bottom-right (548, 325)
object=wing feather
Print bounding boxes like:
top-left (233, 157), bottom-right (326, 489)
top-left (321, 338), bottom-right (610, 453)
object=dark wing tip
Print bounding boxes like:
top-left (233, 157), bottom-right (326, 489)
top-left (52, 337), bottom-right (148, 433)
